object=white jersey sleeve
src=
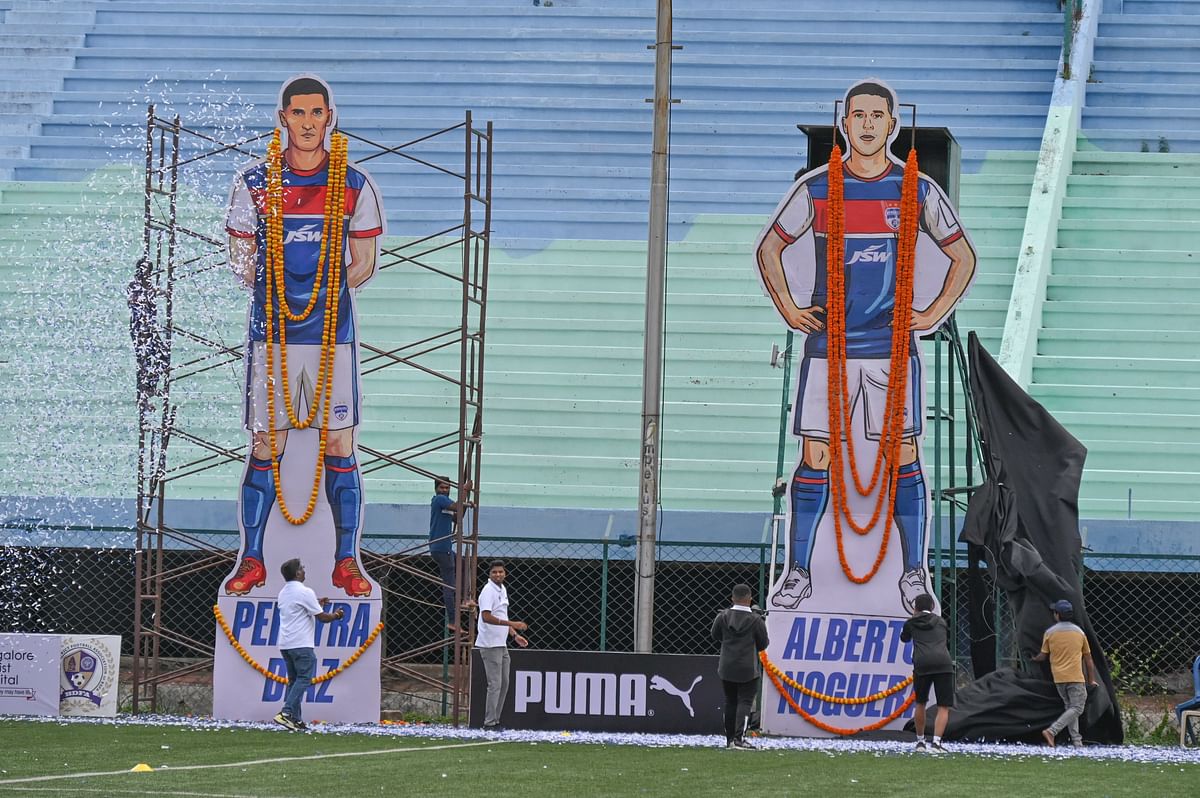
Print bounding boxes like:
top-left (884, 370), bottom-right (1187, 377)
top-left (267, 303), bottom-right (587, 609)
top-left (770, 181), bottom-right (814, 244)
top-left (920, 178), bottom-right (964, 246)
top-left (225, 169), bottom-right (258, 239)
top-left (348, 168), bottom-right (384, 239)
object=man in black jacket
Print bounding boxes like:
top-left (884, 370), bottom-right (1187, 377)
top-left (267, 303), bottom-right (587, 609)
top-left (711, 584), bottom-right (770, 750)
top-left (900, 592), bottom-right (955, 753)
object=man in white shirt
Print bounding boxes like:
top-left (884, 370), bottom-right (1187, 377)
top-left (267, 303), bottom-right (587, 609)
top-left (475, 560), bottom-right (528, 729)
top-left (275, 558), bottom-right (345, 730)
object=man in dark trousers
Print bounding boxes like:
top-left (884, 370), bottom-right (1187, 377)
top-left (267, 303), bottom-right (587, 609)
top-left (901, 592), bottom-right (954, 753)
top-left (711, 583), bottom-right (769, 750)
top-left (429, 476), bottom-right (466, 633)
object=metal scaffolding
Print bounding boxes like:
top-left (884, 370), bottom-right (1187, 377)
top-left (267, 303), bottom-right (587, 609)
top-left (131, 104), bottom-right (492, 720)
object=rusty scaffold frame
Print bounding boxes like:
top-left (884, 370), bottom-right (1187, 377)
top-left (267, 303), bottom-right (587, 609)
top-left (132, 103), bottom-right (492, 721)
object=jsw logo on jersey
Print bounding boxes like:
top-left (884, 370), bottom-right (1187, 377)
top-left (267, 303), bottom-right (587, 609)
top-left (284, 224), bottom-right (323, 245)
top-left (847, 243), bottom-right (889, 265)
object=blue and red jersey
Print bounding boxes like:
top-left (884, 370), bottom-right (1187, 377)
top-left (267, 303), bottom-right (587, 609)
top-left (226, 155), bottom-right (383, 344)
top-left (768, 161), bottom-right (963, 358)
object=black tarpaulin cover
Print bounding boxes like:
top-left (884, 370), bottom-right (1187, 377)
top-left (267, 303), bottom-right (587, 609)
top-left (940, 333), bottom-right (1122, 743)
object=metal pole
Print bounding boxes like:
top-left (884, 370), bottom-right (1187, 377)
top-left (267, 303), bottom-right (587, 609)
top-left (773, 332), bottom-right (794, 517)
top-left (634, 0), bottom-right (673, 653)
top-left (933, 330), bottom-right (943, 600)
top-left (600, 537), bottom-right (609, 652)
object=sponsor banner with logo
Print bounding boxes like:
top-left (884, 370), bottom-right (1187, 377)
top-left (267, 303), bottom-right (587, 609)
top-left (0, 633), bottom-right (64, 716)
top-left (469, 649), bottom-right (722, 734)
top-left (60, 635), bottom-right (121, 717)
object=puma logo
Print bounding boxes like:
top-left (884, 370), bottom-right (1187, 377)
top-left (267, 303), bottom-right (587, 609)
top-left (649, 674), bottom-right (703, 718)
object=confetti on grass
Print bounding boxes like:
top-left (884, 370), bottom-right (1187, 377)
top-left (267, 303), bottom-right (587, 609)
top-left (9, 714), bottom-right (1200, 766)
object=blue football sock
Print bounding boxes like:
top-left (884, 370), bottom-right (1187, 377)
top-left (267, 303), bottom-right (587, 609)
top-left (240, 456), bottom-right (276, 562)
top-left (790, 465), bottom-right (829, 571)
top-left (894, 462), bottom-right (927, 572)
top-left (324, 455), bottom-right (362, 562)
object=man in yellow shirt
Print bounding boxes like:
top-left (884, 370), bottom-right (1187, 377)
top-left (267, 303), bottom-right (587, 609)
top-left (1031, 599), bottom-right (1099, 747)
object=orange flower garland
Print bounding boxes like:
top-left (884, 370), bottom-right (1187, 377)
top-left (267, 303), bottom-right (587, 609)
top-left (761, 650), bottom-right (916, 736)
top-left (760, 650), bottom-right (912, 704)
top-left (825, 145), bottom-right (921, 583)
top-left (262, 129), bottom-right (349, 525)
top-left (214, 604), bottom-right (382, 685)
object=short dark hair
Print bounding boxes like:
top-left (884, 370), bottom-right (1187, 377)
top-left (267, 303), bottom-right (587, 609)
top-left (845, 81), bottom-right (895, 116)
top-left (435, 476), bottom-right (452, 486)
top-left (489, 560), bottom-right (506, 571)
top-left (914, 593), bottom-right (936, 613)
top-left (281, 558), bottom-right (302, 581)
top-left (1055, 606), bottom-right (1074, 621)
top-left (282, 77), bottom-right (330, 109)
top-left (732, 584), bottom-right (753, 602)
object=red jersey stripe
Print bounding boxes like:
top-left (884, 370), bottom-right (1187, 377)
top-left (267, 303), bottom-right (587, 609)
top-left (248, 185), bottom-right (362, 216)
top-left (937, 229), bottom-right (964, 247)
top-left (812, 198), bottom-right (902, 235)
top-left (772, 221), bottom-right (797, 245)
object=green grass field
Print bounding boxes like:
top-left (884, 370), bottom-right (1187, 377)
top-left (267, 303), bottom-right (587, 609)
top-left (1, 720), bottom-right (1198, 797)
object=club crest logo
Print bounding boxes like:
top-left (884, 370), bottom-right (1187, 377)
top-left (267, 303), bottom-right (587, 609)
top-left (334, 404), bottom-right (348, 422)
top-left (60, 642), bottom-right (116, 712)
top-left (884, 205), bottom-right (901, 230)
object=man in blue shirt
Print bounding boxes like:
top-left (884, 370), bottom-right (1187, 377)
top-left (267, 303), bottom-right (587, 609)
top-left (430, 476), bottom-right (466, 632)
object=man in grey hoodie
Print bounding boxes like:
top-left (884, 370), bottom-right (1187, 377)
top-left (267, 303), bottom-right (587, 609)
top-left (711, 584), bottom-right (770, 750)
top-left (900, 592), bottom-right (954, 753)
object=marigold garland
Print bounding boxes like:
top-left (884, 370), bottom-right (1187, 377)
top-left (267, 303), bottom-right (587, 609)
top-left (825, 145), bottom-right (921, 584)
top-left (262, 129), bottom-right (350, 525)
top-left (760, 651), bottom-right (915, 736)
top-left (214, 604), bottom-right (382, 685)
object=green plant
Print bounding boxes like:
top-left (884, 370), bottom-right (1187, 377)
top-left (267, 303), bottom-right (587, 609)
top-left (1122, 705), bottom-right (1178, 746)
top-left (1107, 646), bottom-right (1168, 696)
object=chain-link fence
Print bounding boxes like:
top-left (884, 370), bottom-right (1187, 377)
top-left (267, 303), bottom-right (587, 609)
top-left (3, 530), bottom-right (1198, 715)
top-left (1084, 553), bottom-right (1200, 696)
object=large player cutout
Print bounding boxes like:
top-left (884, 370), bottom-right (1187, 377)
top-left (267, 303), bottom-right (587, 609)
top-left (213, 75), bottom-right (385, 723)
top-left (754, 79), bottom-right (977, 736)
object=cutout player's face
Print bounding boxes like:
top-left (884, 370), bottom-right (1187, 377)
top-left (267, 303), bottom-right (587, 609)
top-left (843, 93), bottom-right (896, 159)
top-left (279, 93), bottom-right (330, 154)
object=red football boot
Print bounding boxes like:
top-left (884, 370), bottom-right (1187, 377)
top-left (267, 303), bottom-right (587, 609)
top-left (224, 557), bottom-right (266, 596)
top-left (331, 557), bottom-right (372, 597)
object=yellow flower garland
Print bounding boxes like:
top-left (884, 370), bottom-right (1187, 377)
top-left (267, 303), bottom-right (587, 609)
top-left (214, 604), bottom-right (382, 685)
top-left (262, 129), bottom-right (349, 525)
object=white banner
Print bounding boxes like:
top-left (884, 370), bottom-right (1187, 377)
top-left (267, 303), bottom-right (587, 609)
top-left (211, 427), bottom-right (381, 723)
top-left (60, 635), bottom-right (122, 717)
top-left (0, 633), bottom-right (62, 717)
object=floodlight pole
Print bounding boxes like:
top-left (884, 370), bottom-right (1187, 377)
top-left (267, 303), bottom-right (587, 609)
top-left (634, 0), bottom-right (674, 653)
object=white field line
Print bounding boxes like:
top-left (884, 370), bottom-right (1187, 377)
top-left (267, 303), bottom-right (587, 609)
top-left (0, 740), bottom-right (500, 787)
top-left (0, 789), bottom-right (255, 797)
